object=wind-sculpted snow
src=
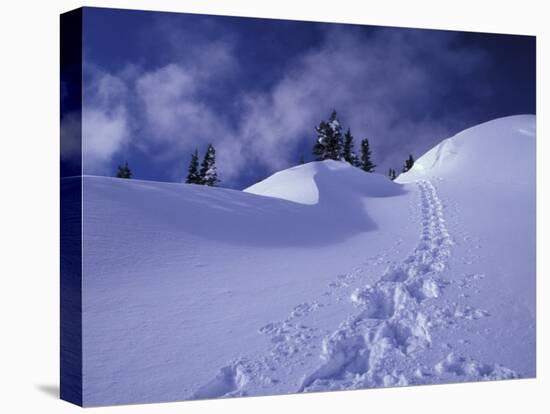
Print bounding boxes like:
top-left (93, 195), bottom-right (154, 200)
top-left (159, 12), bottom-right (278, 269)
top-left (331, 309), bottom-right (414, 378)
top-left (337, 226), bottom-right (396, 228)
top-left (245, 160), bottom-right (403, 205)
top-left (397, 114), bottom-right (536, 183)
top-left (191, 180), bottom-right (519, 399)
top-left (80, 116), bottom-right (534, 405)
top-left (84, 161), bottom-right (404, 249)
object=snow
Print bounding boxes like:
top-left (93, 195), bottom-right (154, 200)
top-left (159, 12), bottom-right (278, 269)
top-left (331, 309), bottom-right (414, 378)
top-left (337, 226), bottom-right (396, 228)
top-left (244, 160), bottom-right (400, 205)
top-left (78, 114), bottom-right (535, 406)
top-left (397, 114), bottom-right (536, 185)
top-left (328, 118), bottom-right (341, 131)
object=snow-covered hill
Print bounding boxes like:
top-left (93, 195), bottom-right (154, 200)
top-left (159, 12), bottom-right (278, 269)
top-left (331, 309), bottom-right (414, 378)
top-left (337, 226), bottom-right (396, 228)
top-left (397, 114), bottom-right (535, 186)
top-left (78, 115), bottom-right (535, 406)
top-left (244, 159), bottom-right (402, 204)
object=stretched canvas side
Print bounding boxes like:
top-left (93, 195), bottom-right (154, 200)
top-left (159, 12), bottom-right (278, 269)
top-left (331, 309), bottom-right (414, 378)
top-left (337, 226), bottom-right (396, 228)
top-left (60, 7), bottom-right (83, 407)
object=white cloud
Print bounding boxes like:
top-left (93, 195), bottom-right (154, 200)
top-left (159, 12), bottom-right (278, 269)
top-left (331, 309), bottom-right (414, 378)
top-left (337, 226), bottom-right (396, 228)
top-left (236, 28), bottom-right (490, 175)
top-left (82, 70), bottom-right (129, 174)
top-left (82, 25), bottom-right (491, 184)
top-left (83, 107), bottom-right (128, 173)
top-left (135, 63), bottom-right (225, 144)
top-left (82, 28), bottom-right (242, 180)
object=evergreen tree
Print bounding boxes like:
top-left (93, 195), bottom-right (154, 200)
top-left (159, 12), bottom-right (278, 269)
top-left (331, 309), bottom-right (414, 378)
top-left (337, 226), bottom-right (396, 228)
top-left (326, 111), bottom-right (344, 160)
top-left (359, 138), bottom-right (376, 172)
top-left (116, 162), bottom-right (132, 179)
top-left (199, 144), bottom-right (220, 186)
top-left (313, 111), bottom-right (344, 161)
top-left (342, 129), bottom-right (359, 166)
top-left (327, 111), bottom-right (344, 160)
top-left (185, 149), bottom-right (201, 184)
top-left (402, 154), bottom-right (414, 173)
top-left (312, 119), bottom-right (329, 160)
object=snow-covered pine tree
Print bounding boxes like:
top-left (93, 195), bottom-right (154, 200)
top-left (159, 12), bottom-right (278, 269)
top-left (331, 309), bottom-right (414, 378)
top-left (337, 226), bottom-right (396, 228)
top-left (313, 111), bottom-right (344, 161)
top-left (343, 129), bottom-right (359, 166)
top-left (185, 149), bottom-right (201, 184)
top-left (116, 162), bottom-right (132, 179)
top-left (327, 111), bottom-right (344, 160)
top-left (199, 144), bottom-right (220, 186)
top-left (313, 120), bottom-right (329, 160)
top-left (360, 138), bottom-right (376, 172)
top-left (402, 154), bottom-right (414, 173)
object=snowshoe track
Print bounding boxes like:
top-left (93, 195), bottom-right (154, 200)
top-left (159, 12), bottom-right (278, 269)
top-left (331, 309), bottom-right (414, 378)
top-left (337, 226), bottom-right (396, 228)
top-left (299, 180), bottom-right (518, 391)
top-left (191, 180), bottom-right (518, 399)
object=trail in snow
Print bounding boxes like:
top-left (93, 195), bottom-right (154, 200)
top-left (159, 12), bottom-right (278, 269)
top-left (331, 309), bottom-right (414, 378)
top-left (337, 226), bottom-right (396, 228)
top-left (299, 180), bottom-right (517, 391)
top-left (298, 179), bottom-right (450, 390)
top-left (191, 180), bottom-right (518, 399)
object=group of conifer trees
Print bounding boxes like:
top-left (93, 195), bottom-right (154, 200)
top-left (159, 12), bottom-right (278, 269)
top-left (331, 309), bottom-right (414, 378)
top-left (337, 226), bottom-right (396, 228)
top-left (184, 144), bottom-right (220, 186)
top-left (115, 144), bottom-right (220, 186)
top-left (115, 162), bottom-right (132, 179)
top-left (312, 110), bottom-right (376, 173)
top-left (312, 110), bottom-right (414, 180)
top-left (115, 110), bottom-right (415, 184)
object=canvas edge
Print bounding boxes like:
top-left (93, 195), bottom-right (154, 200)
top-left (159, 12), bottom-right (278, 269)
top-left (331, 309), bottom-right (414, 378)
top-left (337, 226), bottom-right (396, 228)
top-left (60, 7), bottom-right (84, 407)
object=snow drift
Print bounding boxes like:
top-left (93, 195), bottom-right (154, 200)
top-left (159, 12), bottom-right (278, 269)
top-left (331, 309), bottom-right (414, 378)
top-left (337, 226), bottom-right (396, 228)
top-left (398, 114), bottom-right (536, 186)
top-left (77, 114), bottom-right (535, 406)
top-left (245, 160), bottom-right (403, 204)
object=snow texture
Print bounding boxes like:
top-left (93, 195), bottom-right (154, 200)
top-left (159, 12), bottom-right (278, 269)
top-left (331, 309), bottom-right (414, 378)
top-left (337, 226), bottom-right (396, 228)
top-left (79, 115), bottom-right (535, 406)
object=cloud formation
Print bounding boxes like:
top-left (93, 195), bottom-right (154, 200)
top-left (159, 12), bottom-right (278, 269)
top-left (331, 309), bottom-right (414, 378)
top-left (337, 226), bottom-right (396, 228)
top-left (82, 69), bottom-right (130, 173)
top-left (239, 27), bottom-right (490, 175)
top-left (83, 23), bottom-right (494, 186)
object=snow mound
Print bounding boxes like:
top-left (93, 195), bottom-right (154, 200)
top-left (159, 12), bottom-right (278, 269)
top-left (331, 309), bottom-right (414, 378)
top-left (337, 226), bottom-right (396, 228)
top-left (245, 160), bottom-right (402, 205)
top-left (77, 114), bottom-right (535, 405)
top-left (397, 114), bottom-right (535, 184)
top-left (82, 162), bottom-right (405, 249)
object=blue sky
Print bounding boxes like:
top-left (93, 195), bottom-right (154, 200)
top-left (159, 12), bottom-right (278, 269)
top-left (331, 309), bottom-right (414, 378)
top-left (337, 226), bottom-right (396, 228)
top-left (81, 7), bottom-right (535, 189)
